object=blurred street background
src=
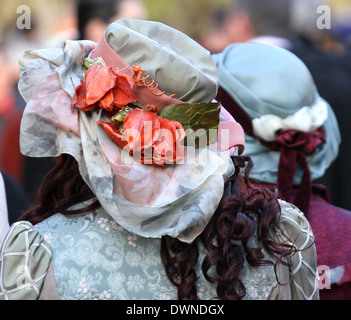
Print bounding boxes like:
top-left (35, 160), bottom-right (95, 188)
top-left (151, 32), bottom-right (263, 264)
top-left (0, 0), bottom-right (350, 118)
top-left (0, 0), bottom-right (350, 119)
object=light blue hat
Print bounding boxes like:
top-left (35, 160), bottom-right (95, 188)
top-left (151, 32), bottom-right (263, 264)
top-left (213, 42), bottom-right (340, 185)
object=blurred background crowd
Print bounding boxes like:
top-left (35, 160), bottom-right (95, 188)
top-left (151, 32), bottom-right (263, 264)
top-left (0, 0), bottom-right (351, 225)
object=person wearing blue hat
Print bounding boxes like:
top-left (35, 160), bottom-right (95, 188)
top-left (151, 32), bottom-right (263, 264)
top-left (215, 42), bottom-right (351, 299)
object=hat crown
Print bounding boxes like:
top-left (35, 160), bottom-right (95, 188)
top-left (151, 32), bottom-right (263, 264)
top-left (104, 19), bottom-right (219, 103)
top-left (218, 43), bottom-right (317, 119)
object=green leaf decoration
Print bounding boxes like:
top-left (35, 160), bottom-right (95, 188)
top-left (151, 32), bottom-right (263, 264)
top-left (158, 102), bottom-right (221, 148)
top-left (82, 57), bottom-right (106, 69)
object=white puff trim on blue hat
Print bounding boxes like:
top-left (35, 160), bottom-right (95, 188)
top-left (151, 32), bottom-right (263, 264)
top-left (252, 98), bottom-right (329, 142)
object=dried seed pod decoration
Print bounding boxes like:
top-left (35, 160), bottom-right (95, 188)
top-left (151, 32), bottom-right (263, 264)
top-left (111, 106), bottom-right (135, 123)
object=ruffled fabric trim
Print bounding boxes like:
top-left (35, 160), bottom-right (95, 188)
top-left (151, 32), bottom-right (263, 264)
top-left (252, 99), bottom-right (328, 142)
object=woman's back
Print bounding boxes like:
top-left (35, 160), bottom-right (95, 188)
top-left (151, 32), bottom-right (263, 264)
top-left (0, 200), bottom-right (318, 300)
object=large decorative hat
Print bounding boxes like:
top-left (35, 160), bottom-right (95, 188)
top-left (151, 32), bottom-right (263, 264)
top-left (18, 19), bottom-right (245, 243)
top-left (214, 42), bottom-right (340, 213)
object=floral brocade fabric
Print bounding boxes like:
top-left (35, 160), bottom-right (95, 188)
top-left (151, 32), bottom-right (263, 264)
top-left (32, 207), bottom-right (278, 300)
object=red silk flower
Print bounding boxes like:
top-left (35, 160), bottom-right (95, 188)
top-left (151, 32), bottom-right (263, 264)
top-left (97, 108), bottom-right (185, 166)
top-left (72, 65), bottom-right (137, 111)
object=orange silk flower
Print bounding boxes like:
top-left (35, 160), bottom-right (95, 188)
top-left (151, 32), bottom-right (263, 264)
top-left (72, 65), bottom-right (137, 111)
top-left (98, 108), bottom-right (185, 166)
